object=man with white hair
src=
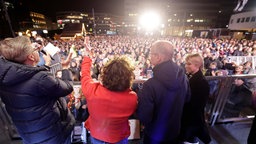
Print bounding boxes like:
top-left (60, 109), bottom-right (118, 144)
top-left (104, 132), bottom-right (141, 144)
top-left (137, 40), bottom-right (190, 144)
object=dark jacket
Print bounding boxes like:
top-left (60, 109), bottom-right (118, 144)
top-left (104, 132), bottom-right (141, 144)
top-left (0, 57), bottom-right (75, 144)
top-left (180, 70), bottom-right (211, 143)
top-left (182, 70), bottom-right (209, 126)
top-left (137, 60), bottom-right (190, 142)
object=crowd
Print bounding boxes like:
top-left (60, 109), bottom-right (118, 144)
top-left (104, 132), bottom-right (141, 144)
top-left (1, 35), bottom-right (256, 144)
top-left (35, 35), bottom-right (256, 80)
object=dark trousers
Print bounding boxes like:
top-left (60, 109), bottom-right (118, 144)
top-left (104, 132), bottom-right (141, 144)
top-left (248, 116), bottom-right (256, 144)
top-left (180, 125), bottom-right (211, 144)
top-left (143, 134), bottom-right (179, 144)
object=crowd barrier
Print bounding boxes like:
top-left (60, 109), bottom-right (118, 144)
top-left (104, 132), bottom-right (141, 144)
top-left (1, 75), bottom-right (256, 140)
top-left (134, 75), bottom-right (256, 126)
top-left (228, 56), bottom-right (256, 69)
top-left (206, 74), bottom-right (256, 126)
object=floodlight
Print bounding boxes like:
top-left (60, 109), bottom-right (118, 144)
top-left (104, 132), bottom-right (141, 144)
top-left (139, 11), bottom-right (161, 31)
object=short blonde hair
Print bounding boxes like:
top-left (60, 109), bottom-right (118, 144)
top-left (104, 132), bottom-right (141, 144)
top-left (185, 53), bottom-right (204, 69)
top-left (0, 36), bottom-right (33, 63)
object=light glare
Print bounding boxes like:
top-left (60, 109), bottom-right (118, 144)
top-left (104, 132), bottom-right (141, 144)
top-left (139, 11), bottom-right (161, 31)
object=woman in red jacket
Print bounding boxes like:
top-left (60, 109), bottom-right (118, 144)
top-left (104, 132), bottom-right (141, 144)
top-left (81, 55), bottom-right (137, 144)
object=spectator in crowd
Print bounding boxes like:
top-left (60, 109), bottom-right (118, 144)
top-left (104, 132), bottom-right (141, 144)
top-left (243, 61), bottom-right (255, 74)
top-left (221, 58), bottom-right (236, 75)
top-left (233, 44), bottom-right (244, 56)
top-left (80, 50), bottom-right (137, 143)
top-left (55, 69), bottom-right (63, 78)
top-left (252, 48), bottom-right (256, 56)
top-left (209, 53), bottom-right (223, 69)
top-left (222, 63), bottom-right (253, 118)
top-left (180, 53), bottom-right (211, 144)
top-left (215, 70), bottom-right (228, 76)
top-left (205, 62), bottom-right (218, 76)
top-left (69, 60), bottom-right (81, 81)
top-left (136, 40), bottom-right (190, 144)
top-left (234, 65), bottom-right (244, 75)
top-left (243, 61), bottom-right (256, 91)
top-left (0, 36), bottom-right (75, 144)
top-left (205, 61), bottom-right (219, 96)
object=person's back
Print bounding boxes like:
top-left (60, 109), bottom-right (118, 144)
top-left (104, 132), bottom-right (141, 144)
top-left (0, 36), bottom-right (75, 144)
top-left (81, 55), bottom-right (137, 143)
top-left (136, 40), bottom-right (190, 143)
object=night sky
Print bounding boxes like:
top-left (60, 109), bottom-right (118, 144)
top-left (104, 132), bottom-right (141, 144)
top-left (17, 0), bottom-right (255, 20)
top-left (20, 0), bottom-right (124, 19)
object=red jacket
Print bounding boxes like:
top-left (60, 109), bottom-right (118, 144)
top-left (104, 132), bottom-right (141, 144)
top-left (81, 57), bottom-right (138, 143)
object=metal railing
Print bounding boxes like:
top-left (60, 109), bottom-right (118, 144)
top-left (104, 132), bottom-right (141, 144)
top-left (228, 56), bottom-right (256, 69)
top-left (206, 74), bottom-right (256, 126)
top-left (134, 74), bottom-right (256, 126)
top-left (1, 74), bottom-right (256, 140)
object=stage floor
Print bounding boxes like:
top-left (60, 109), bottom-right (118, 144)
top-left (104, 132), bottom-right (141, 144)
top-left (0, 119), bottom-right (252, 144)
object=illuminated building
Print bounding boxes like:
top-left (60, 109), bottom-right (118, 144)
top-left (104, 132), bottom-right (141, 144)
top-left (56, 11), bottom-right (122, 36)
top-left (29, 12), bottom-right (47, 30)
top-left (0, 0), bottom-right (56, 38)
top-left (228, 0), bottom-right (256, 40)
top-left (123, 0), bottom-right (234, 36)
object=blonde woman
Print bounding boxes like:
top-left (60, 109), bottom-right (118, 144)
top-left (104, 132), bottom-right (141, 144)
top-left (180, 53), bottom-right (211, 144)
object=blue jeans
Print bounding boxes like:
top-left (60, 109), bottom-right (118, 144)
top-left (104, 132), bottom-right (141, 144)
top-left (90, 136), bottom-right (128, 144)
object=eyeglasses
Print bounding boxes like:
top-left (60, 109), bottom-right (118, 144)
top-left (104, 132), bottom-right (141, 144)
top-left (31, 43), bottom-right (41, 53)
top-left (31, 47), bottom-right (41, 53)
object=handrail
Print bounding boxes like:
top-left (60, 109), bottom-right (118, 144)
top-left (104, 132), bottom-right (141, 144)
top-left (133, 74), bottom-right (256, 126)
top-left (1, 74), bottom-right (256, 140)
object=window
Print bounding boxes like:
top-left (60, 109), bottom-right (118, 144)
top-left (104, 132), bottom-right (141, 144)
top-left (251, 16), bottom-right (256, 22)
top-left (245, 17), bottom-right (250, 22)
top-left (241, 17), bottom-right (245, 23)
top-left (237, 18), bottom-right (240, 23)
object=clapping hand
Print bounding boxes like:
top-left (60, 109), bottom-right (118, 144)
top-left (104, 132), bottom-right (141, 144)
top-left (62, 52), bottom-right (73, 69)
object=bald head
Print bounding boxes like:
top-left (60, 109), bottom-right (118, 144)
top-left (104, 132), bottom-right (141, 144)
top-left (150, 40), bottom-right (174, 64)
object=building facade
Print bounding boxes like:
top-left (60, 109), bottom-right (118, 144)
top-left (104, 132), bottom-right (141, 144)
top-left (0, 0), bottom-right (56, 38)
top-left (228, 0), bottom-right (256, 40)
top-left (56, 11), bottom-right (123, 36)
top-left (123, 0), bottom-right (234, 36)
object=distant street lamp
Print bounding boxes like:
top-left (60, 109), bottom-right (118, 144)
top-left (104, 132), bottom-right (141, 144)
top-left (43, 30), bottom-right (48, 34)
